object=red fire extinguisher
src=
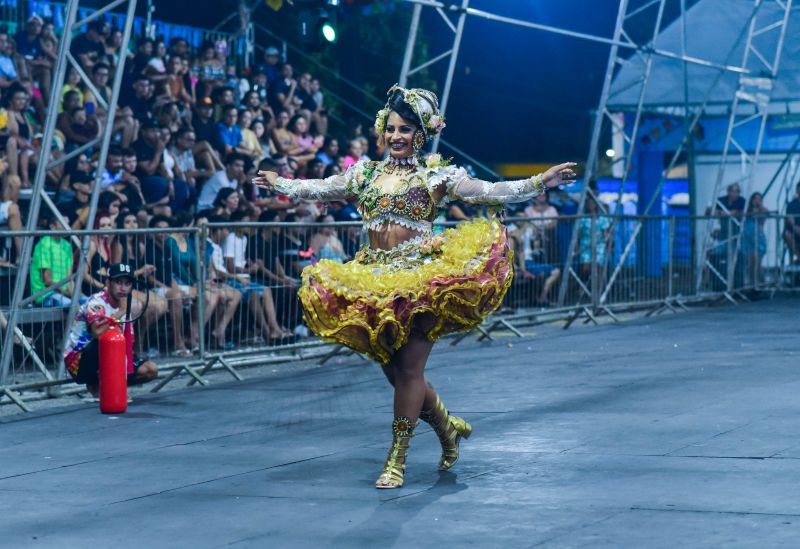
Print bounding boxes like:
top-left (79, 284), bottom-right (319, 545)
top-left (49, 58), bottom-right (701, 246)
top-left (98, 319), bottom-right (128, 414)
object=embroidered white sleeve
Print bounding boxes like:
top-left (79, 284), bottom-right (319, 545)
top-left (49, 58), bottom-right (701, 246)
top-left (427, 165), bottom-right (546, 206)
top-left (274, 160), bottom-right (366, 201)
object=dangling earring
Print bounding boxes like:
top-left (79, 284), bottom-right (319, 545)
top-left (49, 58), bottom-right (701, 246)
top-left (413, 130), bottom-right (425, 151)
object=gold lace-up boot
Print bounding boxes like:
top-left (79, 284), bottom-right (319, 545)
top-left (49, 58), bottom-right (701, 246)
top-left (419, 395), bottom-right (472, 470)
top-left (375, 416), bottom-right (416, 489)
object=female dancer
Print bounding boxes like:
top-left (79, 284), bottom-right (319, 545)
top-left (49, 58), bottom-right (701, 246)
top-left (255, 85), bottom-right (576, 489)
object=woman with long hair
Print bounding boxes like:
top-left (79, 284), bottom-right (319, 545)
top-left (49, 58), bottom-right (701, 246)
top-left (255, 85), bottom-right (575, 489)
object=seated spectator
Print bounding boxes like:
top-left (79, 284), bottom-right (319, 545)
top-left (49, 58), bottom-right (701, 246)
top-left (2, 83), bottom-right (37, 187)
top-left (238, 108), bottom-right (266, 163)
top-left (64, 262), bottom-right (158, 398)
top-left (82, 213), bottom-right (115, 295)
top-left (213, 104), bottom-right (245, 158)
top-left (0, 186), bottom-right (23, 266)
top-left (784, 182), bottom-right (800, 263)
top-left (192, 96), bottom-right (216, 143)
top-left (60, 170), bottom-right (93, 230)
top-left (145, 214), bottom-right (197, 355)
top-left (16, 15), bottom-right (52, 101)
top-left (166, 212), bottom-right (220, 350)
top-left (212, 86), bottom-right (235, 123)
top-left (99, 147), bottom-right (144, 211)
top-left (288, 113), bottom-right (321, 162)
top-left (57, 105), bottom-right (100, 148)
top-left (257, 46), bottom-right (281, 85)
top-left (223, 210), bottom-right (292, 342)
top-left (133, 119), bottom-right (174, 214)
top-left (104, 27), bottom-right (122, 67)
top-left (112, 211), bottom-right (167, 354)
top-left (121, 74), bottom-right (155, 123)
top-left (171, 128), bottom-right (208, 186)
top-left (130, 37), bottom-right (154, 78)
top-left (70, 19), bottom-right (108, 72)
top-left (316, 136), bottom-right (339, 166)
top-left (305, 158), bottom-right (326, 180)
top-left (524, 192), bottom-right (559, 260)
top-left (342, 138), bottom-right (363, 171)
top-left (155, 101), bottom-right (181, 134)
top-left (84, 62), bottom-right (137, 147)
top-left (37, 20), bottom-right (58, 102)
top-left (158, 125), bottom-right (196, 211)
top-left (195, 213), bottom-right (242, 351)
top-left (98, 190), bottom-right (122, 224)
top-left (194, 42), bottom-right (225, 99)
top-left (211, 187), bottom-right (240, 218)
top-left (0, 31), bottom-right (18, 90)
top-left (197, 152), bottom-right (245, 211)
top-left (512, 221), bottom-right (561, 307)
top-left (144, 39), bottom-right (169, 95)
top-left (243, 89), bottom-right (273, 124)
top-left (269, 63), bottom-right (299, 115)
top-left (30, 211), bottom-right (74, 307)
top-left (250, 117), bottom-right (276, 159)
top-left (165, 54), bottom-right (192, 107)
top-left (308, 214), bottom-right (349, 263)
top-left (271, 109), bottom-right (305, 158)
top-left (58, 67), bottom-right (83, 113)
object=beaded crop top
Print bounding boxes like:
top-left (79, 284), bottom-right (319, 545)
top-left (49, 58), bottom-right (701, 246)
top-left (273, 156), bottom-right (547, 235)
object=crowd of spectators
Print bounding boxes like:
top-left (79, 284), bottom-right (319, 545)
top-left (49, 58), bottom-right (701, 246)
top-left (2, 13), bottom-right (797, 360)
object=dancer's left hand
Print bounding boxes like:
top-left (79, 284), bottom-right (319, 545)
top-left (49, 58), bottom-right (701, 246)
top-left (542, 162), bottom-right (578, 188)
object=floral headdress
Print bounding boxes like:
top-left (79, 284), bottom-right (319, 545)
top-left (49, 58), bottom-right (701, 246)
top-left (374, 84), bottom-right (446, 142)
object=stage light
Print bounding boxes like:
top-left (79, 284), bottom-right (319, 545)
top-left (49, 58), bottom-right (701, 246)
top-left (321, 21), bottom-right (337, 42)
top-left (605, 148), bottom-right (616, 158)
top-left (298, 7), bottom-right (338, 50)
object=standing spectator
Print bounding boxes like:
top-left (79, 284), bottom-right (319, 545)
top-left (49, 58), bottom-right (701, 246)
top-left (715, 183), bottom-right (746, 243)
top-left (0, 187), bottom-right (23, 265)
top-left (70, 19), bottom-right (108, 72)
top-left (743, 191), bottom-right (768, 286)
top-left (524, 192), bottom-right (559, 261)
top-left (577, 196), bottom-right (611, 284)
top-left (198, 153), bottom-right (246, 211)
top-left (64, 262), bottom-right (159, 398)
top-left (30, 211), bottom-right (74, 307)
top-left (783, 182), bottom-right (800, 263)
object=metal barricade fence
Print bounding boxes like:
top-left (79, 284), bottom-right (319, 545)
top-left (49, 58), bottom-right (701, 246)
top-left (1, 214), bottom-right (797, 408)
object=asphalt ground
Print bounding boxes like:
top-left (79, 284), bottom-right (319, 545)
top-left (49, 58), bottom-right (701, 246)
top-left (1, 295), bottom-right (798, 548)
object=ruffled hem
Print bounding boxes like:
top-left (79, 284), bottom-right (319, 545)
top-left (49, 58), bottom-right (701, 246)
top-left (297, 218), bottom-right (514, 364)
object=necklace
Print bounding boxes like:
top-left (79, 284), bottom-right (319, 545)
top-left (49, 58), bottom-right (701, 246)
top-left (383, 155), bottom-right (419, 175)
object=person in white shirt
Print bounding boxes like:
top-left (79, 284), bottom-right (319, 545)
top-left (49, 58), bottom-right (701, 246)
top-left (222, 211), bottom-right (293, 342)
top-left (197, 153), bottom-right (246, 211)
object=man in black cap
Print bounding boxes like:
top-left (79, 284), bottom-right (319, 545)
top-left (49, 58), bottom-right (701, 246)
top-left (64, 263), bottom-right (158, 399)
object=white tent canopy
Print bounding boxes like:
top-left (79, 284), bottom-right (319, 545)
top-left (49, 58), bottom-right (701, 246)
top-left (608, 0), bottom-right (800, 111)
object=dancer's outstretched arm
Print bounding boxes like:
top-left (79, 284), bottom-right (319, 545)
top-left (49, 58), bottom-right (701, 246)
top-left (430, 162), bottom-right (577, 206)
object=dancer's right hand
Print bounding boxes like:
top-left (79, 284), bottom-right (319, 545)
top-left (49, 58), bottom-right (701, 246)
top-left (253, 170), bottom-right (279, 191)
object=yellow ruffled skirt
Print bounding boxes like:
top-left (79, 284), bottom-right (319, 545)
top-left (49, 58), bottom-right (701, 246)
top-left (298, 218), bottom-right (514, 364)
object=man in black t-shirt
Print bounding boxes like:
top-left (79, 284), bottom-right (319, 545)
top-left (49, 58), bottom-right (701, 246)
top-left (784, 182), bottom-right (800, 262)
top-left (715, 183), bottom-right (746, 242)
top-left (70, 19), bottom-right (108, 71)
top-left (120, 74), bottom-right (156, 123)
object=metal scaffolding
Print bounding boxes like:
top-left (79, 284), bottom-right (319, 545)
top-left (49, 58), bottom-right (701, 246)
top-left (0, 0), bottom-right (139, 395)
